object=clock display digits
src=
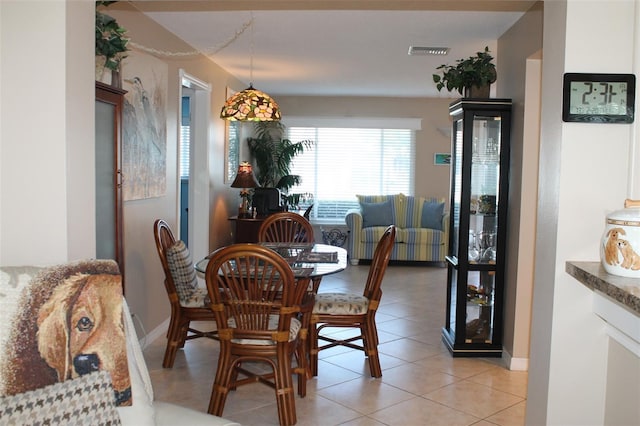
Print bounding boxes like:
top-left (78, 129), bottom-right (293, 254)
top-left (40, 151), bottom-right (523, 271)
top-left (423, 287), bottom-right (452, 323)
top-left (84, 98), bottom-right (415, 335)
top-left (570, 81), bottom-right (626, 115)
top-left (600, 83), bottom-right (616, 104)
top-left (581, 82), bottom-right (593, 105)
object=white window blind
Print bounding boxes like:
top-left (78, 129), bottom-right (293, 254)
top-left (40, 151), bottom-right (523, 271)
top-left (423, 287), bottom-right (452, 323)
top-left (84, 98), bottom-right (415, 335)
top-left (180, 96), bottom-right (191, 179)
top-left (179, 125), bottom-right (190, 179)
top-left (287, 126), bottom-right (415, 222)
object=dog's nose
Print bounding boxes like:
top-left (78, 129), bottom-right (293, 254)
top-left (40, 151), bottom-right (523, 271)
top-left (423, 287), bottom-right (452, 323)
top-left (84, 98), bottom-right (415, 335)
top-left (73, 353), bottom-right (100, 376)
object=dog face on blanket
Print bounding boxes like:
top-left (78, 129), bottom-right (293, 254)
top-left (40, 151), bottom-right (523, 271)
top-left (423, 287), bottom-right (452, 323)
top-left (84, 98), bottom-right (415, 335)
top-left (36, 273), bottom-right (131, 405)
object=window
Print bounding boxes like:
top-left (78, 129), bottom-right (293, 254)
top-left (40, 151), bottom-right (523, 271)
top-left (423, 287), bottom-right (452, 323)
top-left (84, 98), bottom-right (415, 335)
top-left (179, 96), bottom-right (191, 180)
top-left (286, 126), bottom-right (415, 222)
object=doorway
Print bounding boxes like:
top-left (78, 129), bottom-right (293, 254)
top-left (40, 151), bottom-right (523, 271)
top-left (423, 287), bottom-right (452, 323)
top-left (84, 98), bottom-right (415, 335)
top-left (178, 71), bottom-right (211, 264)
top-left (179, 90), bottom-right (193, 243)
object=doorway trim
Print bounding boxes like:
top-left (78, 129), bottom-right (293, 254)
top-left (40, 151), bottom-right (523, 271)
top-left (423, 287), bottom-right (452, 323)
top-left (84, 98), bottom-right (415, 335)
top-left (179, 70), bottom-right (211, 265)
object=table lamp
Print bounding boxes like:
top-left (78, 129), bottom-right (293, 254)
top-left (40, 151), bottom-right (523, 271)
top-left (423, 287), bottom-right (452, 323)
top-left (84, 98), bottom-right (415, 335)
top-left (231, 162), bottom-right (260, 218)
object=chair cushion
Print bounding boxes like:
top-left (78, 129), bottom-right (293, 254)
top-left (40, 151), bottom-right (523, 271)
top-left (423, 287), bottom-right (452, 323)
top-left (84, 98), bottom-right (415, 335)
top-left (228, 315), bottom-right (301, 345)
top-left (0, 370), bottom-right (121, 425)
top-left (313, 293), bottom-right (369, 315)
top-left (421, 200), bottom-right (445, 230)
top-left (360, 200), bottom-right (393, 228)
top-left (165, 241), bottom-right (199, 305)
top-left (180, 286), bottom-right (210, 308)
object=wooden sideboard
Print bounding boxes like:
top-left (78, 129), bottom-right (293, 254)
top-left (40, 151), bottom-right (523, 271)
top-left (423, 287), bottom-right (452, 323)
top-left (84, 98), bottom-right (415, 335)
top-left (229, 216), bottom-right (265, 243)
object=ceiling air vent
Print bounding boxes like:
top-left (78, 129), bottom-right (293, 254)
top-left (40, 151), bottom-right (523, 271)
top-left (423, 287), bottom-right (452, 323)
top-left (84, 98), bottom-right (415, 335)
top-left (408, 46), bottom-right (450, 56)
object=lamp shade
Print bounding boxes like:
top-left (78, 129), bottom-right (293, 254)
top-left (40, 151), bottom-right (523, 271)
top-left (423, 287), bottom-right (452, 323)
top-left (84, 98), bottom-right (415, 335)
top-left (230, 162), bottom-right (260, 188)
top-left (220, 85), bottom-right (281, 122)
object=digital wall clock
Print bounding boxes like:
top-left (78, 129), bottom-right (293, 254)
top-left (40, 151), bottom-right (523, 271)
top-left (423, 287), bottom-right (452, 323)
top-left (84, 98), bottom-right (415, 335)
top-left (562, 73), bottom-right (635, 123)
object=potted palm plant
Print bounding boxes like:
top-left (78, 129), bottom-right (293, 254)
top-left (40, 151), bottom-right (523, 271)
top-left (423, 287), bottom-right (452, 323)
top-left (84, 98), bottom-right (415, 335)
top-left (432, 46), bottom-right (497, 97)
top-left (246, 122), bottom-right (314, 211)
top-left (95, 1), bottom-right (129, 86)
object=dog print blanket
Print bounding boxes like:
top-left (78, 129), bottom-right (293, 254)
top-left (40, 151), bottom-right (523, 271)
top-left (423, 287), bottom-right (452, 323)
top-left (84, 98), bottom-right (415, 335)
top-left (0, 259), bottom-right (132, 406)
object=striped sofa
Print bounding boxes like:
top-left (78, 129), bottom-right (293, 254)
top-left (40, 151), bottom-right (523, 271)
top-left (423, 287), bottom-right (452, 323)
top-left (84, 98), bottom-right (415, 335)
top-left (345, 193), bottom-right (448, 265)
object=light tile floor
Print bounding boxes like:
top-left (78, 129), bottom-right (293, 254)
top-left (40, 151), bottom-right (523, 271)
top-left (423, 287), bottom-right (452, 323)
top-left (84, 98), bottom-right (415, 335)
top-left (143, 264), bottom-right (527, 425)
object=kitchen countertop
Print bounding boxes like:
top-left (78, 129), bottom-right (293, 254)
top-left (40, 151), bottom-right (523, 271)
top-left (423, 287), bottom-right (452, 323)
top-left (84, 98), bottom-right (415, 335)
top-left (566, 261), bottom-right (640, 315)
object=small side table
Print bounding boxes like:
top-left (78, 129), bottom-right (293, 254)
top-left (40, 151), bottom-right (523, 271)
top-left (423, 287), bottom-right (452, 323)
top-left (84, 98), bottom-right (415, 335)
top-left (229, 216), bottom-right (265, 243)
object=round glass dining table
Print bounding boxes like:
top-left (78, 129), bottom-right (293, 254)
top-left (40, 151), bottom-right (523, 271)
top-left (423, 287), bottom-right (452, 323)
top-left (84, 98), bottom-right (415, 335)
top-left (195, 243), bottom-right (348, 279)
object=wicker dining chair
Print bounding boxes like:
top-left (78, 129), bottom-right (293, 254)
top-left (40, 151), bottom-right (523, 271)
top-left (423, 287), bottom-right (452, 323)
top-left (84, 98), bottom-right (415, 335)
top-left (258, 212), bottom-right (315, 245)
top-left (258, 212), bottom-right (320, 288)
top-left (257, 211), bottom-right (320, 383)
top-left (153, 219), bottom-right (217, 368)
top-left (309, 225), bottom-right (396, 378)
top-left (204, 244), bottom-right (309, 426)
top-left (303, 204), bottom-right (313, 220)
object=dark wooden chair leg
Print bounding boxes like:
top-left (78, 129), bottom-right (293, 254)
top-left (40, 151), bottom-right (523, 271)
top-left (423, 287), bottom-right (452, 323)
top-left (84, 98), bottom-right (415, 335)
top-left (163, 315), bottom-right (184, 368)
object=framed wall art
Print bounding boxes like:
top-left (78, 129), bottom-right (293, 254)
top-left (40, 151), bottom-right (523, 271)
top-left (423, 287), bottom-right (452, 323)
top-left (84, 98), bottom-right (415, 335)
top-left (434, 152), bottom-right (451, 166)
top-left (121, 51), bottom-right (168, 200)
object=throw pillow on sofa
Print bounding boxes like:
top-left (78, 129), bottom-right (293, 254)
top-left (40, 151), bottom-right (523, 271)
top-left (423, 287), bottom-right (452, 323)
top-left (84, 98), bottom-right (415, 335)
top-left (360, 200), bottom-right (393, 228)
top-left (421, 201), bottom-right (445, 230)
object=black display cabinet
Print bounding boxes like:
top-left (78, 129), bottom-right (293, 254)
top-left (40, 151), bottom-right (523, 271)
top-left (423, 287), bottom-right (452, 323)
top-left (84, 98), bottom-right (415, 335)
top-left (442, 98), bottom-right (512, 357)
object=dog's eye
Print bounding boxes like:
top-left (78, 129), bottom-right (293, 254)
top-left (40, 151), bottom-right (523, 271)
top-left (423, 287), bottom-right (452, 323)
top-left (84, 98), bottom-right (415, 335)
top-left (76, 317), bottom-right (93, 332)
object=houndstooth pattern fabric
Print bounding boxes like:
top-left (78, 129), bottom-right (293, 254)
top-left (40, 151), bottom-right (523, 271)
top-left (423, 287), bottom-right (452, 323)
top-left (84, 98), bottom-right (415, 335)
top-left (313, 293), bottom-right (369, 315)
top-left (0, 370), bottom-right (121, 425)
top-left (228, 316), bottom-right (301, 345)
top-left (165, 241), bottom-right (202, 306)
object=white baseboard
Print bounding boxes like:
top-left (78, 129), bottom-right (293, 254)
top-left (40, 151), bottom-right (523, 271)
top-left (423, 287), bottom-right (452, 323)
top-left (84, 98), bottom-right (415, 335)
top-left (138, 317), bottom-right (170, 350)
top-left (502, 347), bottom-right (529, 371)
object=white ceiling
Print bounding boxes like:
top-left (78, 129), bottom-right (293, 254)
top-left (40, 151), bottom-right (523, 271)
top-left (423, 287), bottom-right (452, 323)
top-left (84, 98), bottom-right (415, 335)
top-left (133, 1), bottom-right (534, 98)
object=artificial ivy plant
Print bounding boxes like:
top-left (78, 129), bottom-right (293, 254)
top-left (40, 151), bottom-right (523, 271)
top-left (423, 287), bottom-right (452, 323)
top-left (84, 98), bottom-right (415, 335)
top-left (95, 1), bottom-right (129, 71)
top-left (432, 46), bottom-right (497, 95)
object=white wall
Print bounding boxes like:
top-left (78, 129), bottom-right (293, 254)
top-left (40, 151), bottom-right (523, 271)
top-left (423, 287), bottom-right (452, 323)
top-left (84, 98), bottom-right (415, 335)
top-left (528, 0), bottom-right (638, 424)
top-left (0, 0), bottom-right (95, 266)
top-left (66, 0), bottom-right (98, 261)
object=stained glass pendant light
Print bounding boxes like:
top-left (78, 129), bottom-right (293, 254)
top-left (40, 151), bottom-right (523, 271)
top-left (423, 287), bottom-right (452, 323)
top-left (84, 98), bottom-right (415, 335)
top-left (220, 14), bottom-right (281, 121)
top-left (220, 85), bottom-right (281, 121)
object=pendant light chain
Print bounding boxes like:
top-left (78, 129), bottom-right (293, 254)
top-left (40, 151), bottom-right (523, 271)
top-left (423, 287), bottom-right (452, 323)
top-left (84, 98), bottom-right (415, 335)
top-left (249, 11), bottom-right (254, 86)
top-left (219, 11), bottom-right (281, 121)
top-left (128, 19), bottom-right (252, 58)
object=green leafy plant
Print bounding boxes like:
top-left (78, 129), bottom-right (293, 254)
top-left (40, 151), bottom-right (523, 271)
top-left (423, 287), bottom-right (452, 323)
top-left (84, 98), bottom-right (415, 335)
top-left (246, 122), bottom-right (314, 209)
top-left (432, 46), bottom-right (497, 95)
top-left (95, 1), bottom-right (129, 71)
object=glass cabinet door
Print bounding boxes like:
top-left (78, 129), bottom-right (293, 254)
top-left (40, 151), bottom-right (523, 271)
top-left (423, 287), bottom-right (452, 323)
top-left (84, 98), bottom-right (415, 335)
top-left (443, 99), bottom-right (511, 357)
top-left (466, 114), bottom-right (501, 344)
top-left (448, 118), bottom-right (463, 336)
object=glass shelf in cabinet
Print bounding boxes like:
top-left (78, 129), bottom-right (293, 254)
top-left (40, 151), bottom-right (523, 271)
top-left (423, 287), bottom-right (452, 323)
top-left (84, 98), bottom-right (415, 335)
top-left (467, 297), bottom-right (493, 307)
